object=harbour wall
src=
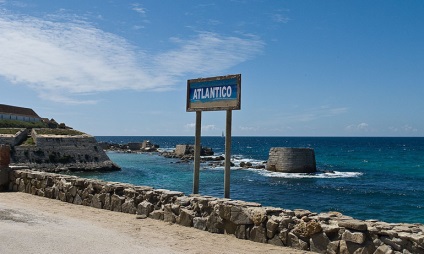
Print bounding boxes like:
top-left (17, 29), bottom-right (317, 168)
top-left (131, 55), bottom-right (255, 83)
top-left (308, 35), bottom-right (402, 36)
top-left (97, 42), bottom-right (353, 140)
top-left (5, 169), bottom-right (424, 254)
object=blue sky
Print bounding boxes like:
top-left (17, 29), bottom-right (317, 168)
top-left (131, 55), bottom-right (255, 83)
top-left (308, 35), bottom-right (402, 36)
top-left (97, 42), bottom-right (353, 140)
top-left (1, 0), bottom-right (423, 136)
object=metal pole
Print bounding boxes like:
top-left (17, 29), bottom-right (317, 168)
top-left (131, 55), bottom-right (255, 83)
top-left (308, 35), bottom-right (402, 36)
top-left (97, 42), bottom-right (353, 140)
top-left (224, 110), bottom-right (232, 198)
top-left (193, 110), bottom-right (202, 194)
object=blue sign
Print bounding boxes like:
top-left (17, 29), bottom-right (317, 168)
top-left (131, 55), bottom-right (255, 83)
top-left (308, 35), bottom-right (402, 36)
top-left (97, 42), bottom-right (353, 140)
top-left (186, 74), bottom-right (241, 111)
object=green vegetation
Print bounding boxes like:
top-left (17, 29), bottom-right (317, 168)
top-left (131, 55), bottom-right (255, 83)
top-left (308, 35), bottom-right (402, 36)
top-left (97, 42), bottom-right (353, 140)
top-left (0, 128), bottom-right (22, 135)
top-left (35, 128), bottom-right (85, 136)
top-left (0, 120), bottom-right (47, 129)
top-left (22, 137), bottom-right (36, 146)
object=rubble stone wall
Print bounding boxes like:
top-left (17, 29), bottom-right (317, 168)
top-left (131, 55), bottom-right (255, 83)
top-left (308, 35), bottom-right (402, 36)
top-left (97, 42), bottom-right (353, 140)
top-left (8, 169), bottom-right (424, 254)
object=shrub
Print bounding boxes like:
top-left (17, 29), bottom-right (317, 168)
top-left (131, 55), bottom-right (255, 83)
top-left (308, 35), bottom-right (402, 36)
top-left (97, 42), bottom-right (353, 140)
top-left (0, 120), bottom-right (47, 128)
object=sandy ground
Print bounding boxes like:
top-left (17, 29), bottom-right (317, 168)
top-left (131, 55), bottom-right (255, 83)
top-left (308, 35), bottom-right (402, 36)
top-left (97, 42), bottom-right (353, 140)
top-left (0, 192), bottom-right (314, 254)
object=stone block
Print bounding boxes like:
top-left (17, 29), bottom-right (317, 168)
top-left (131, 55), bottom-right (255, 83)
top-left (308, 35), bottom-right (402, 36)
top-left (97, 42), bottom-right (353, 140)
top-left (149, 210), bottom-right (164, 220)
top-left (342, 230), bottom-right (365, 244)
top-left (338, 219), bottom-right (368, 231)
top-left (374, 244), bottom-right (394, 254)
top-left (266, 218), bottom-right (279, 239)
top-left (327, 241), bottom-right (340, 254)
top-left (278, 229), bottom-right (289, 246)
top-left (179, 208), bottom-right (194, 227)
top-left (235, 225), bottom-right (250, 239)
top-left (110, 194), bottom-right (125, 212)
top-left (381, 236), bottom-right (403, 251)
top-left (247, 207), bottom-right (267, 226)
top-left (288, 232), bottom-right (309, 250)
top-left (121, 199), bottom-right (137, 214)
top-left (73, 194), bottom-right (83, 205)
top-left (268, 235), bottom-right (284, 246)
top-left (103, 193), bottom-right (111, 210)
top-left (207, 212), bottom-right (224, 234)
top-left (292, 220), bottom-right (322, 238)
top-left (91, 194), bottom-right (103, 209)
top-left (250, 225), bottom-right (267, 243)
top-left (310, 233), bottom-right (331, 253)
top-left (137, 201), bottom-right (154, 216)
top-left (229, 206), bottom-right (253, 225)
top-left (193, 217), bottom-right (207, 231)
top-left (164, 204), bottom-right (176, 223)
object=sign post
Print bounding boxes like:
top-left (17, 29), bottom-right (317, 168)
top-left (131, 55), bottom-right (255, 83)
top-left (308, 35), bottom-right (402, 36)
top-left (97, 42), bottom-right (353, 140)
top-left (187, 74), bottom-right (241, 198)
top-left (193, 111), bottom-right (201, 194)
top-left (224, 110), bottom-right (232, 198)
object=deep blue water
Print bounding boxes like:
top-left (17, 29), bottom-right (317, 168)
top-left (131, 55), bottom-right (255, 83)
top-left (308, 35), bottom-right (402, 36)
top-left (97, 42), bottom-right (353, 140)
top-left (72, 136), bottom-right (424, 224)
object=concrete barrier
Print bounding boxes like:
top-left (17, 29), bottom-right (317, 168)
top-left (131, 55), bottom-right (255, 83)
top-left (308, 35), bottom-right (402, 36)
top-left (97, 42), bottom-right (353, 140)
top-left (266, 147), bottom-right (316, 173)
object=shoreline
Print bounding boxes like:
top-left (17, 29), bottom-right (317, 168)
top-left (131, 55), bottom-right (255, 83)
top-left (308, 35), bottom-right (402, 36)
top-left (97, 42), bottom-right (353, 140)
top-left (0, 192), bottom-right (311, 254)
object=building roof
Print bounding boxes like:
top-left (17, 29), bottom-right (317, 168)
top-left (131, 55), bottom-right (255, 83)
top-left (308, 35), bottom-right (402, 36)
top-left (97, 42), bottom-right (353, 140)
top-left (0, 104), bottom-right (41, 118)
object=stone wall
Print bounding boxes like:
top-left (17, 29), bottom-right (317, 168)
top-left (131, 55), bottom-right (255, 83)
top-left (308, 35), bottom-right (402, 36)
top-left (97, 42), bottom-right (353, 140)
top-left (0, 128), bottom-right (28, 146)
top-left (11, 130), bottom-right (119, 172)
top-left (267, 148), bottom-right (316, 173)
top-left (7, 169), bottom-right (423, 254)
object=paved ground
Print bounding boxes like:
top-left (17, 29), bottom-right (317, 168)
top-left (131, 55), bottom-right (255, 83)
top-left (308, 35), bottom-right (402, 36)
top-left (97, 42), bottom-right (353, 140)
top-left (0, 192), bottom-right (313, 254)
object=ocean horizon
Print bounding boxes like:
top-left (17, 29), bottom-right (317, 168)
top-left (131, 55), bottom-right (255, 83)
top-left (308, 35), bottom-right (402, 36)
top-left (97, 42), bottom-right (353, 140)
top-left (70, 136), bottom-right (423, 224)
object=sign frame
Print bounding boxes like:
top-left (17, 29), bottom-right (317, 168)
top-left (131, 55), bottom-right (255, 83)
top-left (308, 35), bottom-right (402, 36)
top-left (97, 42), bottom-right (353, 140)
top-left (186, 74), bottom-right (241, 112)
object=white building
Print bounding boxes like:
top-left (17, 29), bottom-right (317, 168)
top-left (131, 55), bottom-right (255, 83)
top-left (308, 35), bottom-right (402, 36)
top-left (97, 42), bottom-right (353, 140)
top-left (0, 104), bottom-right (41, 122)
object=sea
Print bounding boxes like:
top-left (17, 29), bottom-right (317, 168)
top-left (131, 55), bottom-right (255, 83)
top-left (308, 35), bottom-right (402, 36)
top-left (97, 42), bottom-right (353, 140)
top-left (72, 136), bottom-right (424, 224)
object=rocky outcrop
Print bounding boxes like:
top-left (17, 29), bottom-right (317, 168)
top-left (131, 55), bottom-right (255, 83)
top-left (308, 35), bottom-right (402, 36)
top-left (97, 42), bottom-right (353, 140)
top-left (9, 129), bottom-right (120, 172)
top-left (8, 169), bottom-right (424, 254)
top-left (100, 140), bottom-right (159, 153)
top-left (160, 144), bottom-right (215, 162)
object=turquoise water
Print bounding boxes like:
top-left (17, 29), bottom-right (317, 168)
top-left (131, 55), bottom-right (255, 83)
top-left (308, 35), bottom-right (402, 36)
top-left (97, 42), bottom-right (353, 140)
top-left (72, 136), bottom-right (424, 224)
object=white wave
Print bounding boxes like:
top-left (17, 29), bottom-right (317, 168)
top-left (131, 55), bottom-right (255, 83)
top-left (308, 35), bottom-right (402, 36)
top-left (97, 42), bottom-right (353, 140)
top-left (252, 169), bottom-right (363, 179)
top-left (202, 162), bottom-right (363, 179)
top-left (199, 153), bottom-right (362, 179)
top-left (157, 148), bottom-right (175, 153)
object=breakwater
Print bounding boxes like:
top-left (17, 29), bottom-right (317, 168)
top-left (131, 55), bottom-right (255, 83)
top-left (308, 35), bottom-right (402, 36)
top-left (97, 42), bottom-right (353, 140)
top-left (6, 169), bottom-right (424, 254)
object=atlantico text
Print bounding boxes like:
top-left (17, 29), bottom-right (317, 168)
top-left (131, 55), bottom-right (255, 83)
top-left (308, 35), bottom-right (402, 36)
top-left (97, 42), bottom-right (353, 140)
top-left (192, 86), bottom-right (233, 100)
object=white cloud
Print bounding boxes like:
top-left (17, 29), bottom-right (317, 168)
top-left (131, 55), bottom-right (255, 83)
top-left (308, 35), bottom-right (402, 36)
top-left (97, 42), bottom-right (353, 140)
top-left (185, 123), bottom-right (196, 129)
top-left (154, 32), bottom-right (264, 77)
top-left (0, 11), bottom-right (264, 104)
top-left (202, 124), bottom-right (217, 131)
top-left (239, 126), bottom-right (258, 131)
top-left (272, 14), bottom-right (290, 24)
top-left (132, 5), bottom-right (146, 15)
top-left (185, 123), bottom-right (217, 131)
top-left (345, 122), bottom-right (369, 131)
top-left (389, 125), bottom-right (418, 133)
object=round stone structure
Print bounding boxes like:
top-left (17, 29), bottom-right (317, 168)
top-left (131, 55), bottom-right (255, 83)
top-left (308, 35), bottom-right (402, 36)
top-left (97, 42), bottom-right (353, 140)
top-left (266, 147), bottom-right (316, 173)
